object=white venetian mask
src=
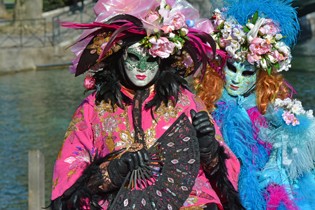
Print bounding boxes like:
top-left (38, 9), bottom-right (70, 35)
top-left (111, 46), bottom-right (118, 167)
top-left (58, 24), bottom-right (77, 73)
top-left (123, 43), bottom-right (159, 87)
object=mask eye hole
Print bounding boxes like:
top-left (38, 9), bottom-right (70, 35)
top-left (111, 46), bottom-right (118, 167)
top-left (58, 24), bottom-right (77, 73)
top-left (227, 62), bottom-right (237, 73)
top-left (242, 70), bottom-right (256, 77)
top-left (147, 57), bottom-right (158, 63)
top-left (127, 53), bottom-right (139, 61)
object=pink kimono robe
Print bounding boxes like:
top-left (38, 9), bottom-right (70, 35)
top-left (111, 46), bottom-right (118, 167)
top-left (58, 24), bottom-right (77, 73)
top-left (51, 87), bottom-right (240, 209)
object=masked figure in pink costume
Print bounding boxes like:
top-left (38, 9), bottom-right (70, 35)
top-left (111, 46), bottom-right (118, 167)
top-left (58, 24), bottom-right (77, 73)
top-left (50, 0), bottom-right (243, 209)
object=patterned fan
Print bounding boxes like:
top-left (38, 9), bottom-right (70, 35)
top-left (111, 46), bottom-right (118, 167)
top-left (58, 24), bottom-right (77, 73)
top-left (109, 113), bottom-right (200, 209)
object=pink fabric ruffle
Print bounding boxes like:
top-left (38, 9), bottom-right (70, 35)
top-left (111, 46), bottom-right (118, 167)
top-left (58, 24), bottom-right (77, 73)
top-left (94, 0), bottom-right (159, 22)
top-left (266, 184), bottom-right (298, 210)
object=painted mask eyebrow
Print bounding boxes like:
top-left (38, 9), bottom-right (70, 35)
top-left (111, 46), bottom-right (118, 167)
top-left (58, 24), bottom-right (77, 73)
top-left (126, 47), bottom-right (157, 63)
top-left (234, 62), bottom-right (256, 76)
top-left (127, 52), bottom-right (140, 61)
top-left (242, 70), bottom-right (256, 76)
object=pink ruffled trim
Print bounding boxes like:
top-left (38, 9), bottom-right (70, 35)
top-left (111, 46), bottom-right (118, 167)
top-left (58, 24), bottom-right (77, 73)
top-left (266, 185), bottom-right (298, 210)
top-left (94, 0), bottom-right (159, 22)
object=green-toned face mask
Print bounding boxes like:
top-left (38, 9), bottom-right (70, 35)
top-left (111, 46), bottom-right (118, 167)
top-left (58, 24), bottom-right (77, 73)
top-left (123, 43), bottom-right (159, 87)
top-left (224, 61), bottom-right (257, 96)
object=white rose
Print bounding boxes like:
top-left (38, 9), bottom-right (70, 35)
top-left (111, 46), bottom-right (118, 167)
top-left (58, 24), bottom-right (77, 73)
top-left (275, 41), bottom-right (290, 55)
top-left (169, 32), bottom-right (175, 38)
top-left (267, 54), bottom-right (278, 64)
top-left (174, 40), bottom-right (183, 50)
top-left (180, 28), bottom-right (189, 35)
top-left (259, 58), bottom-right (268, 69)
top-left (306, 110), bottom-right (314, 118)
top-left (275, 34), bottom-right (283, 40)
top-left (274, 98), bottom-right (283, 107)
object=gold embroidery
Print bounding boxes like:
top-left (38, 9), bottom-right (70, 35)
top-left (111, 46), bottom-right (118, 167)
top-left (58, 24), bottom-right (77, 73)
top-left (67, 169), bottom-right (76, 179)
top-left (96, 98), bottom-right (186, 150)
top-left (64, 108), bottom-right (85, 140)
top-left (105, 135), bottom-right (116, 152)
top-left (96, 100), bottom-right (117, 114)
top-left (144, 122), bottom-right (157, 148)
top-left (155, 101), bottom-right (182, 122)
top-left (86, 32), bottom-right (122, 62)
top-left (57, 107), bottom-right (85, 159)
top-left (52, 177), bottom-right (59, 190)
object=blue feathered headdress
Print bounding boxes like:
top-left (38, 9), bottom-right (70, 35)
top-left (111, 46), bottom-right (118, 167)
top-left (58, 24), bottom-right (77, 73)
top-left (223, 0), bottom-right (300, 47)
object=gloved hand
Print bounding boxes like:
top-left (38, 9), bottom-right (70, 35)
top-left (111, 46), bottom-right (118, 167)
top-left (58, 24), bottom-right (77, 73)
top-left (108, 149), bottom-right (149, 186)
top-left (190, 109), bottom-right (219, 163)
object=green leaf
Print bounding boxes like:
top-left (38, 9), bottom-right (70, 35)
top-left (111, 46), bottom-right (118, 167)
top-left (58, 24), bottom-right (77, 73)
top-left (267, 67), bottom-right (272, 75)
top-left (243, 26), bottom-right (250, 33)
top-left (217, 22), bottom-right (224, 30)
top-left (252, 11), bottom-right (259, 24)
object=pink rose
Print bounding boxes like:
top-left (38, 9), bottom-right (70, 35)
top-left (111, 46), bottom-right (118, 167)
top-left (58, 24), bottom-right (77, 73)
top-left (247, 53), bottom-right (261, 65)
top-left (249, 38), bottom-right (271, 55)
top-left (219, 38), bottom-right (227, 48)
top-left (259, 19), bottom-right (279, 36)
top-left (170, 12), bottom-right (186, 30)
top-left (282, 111), bottom-right (299, 126)
top-left (145, 11), bottom-right (160, 23)
top-left (149, 37), bottom-right (175, 58)
top-left (161, 25), bottom-right (175, 33)
top-left (270, 50), bottom-right (287, 62)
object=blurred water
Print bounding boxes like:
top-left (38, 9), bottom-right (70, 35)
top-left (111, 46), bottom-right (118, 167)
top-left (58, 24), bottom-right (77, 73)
top-left (0, 70), bottom-right (84, 209)
top-left (0, 64), bottom-right (314, 209)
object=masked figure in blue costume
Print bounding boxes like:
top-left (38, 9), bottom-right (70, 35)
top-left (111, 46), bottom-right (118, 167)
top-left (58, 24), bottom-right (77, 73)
top-left (195, 0), bottom-right (315, 209)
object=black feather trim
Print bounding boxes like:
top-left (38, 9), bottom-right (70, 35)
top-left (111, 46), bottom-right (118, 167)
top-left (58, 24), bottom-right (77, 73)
top-left (145, 69), bottom-right (188, 111)
top-left (50, 164), bottom-right (103, 209)
top-left (47, 150), bottom-right (122, 210)
top-left (206, 146), bottom-right (245, 210)
top-left (94, 69), bottom-right (132, 109)
top-left (49, 151), bottom-right (123, 210)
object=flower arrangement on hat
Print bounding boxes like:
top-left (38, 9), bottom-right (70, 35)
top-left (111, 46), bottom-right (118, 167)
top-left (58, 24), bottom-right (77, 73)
top-left (63, 0), bottom-right (223, 78)
top-left (210, 8), bottom-right (293, 75)
top-left (274, 98), bottom-right (314, 126)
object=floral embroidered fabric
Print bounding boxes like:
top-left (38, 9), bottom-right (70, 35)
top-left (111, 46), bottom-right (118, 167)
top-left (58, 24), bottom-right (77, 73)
top-left (51, 88), bottom-right (240, 209)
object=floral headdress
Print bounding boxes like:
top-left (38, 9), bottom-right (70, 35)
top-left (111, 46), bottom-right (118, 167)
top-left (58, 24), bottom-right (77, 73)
top-left (274, 98), bottom-right (314, 126)
top-left (64, 0), bottom-right (224, 78)
top-left (209, 0), bottom-right (299, 74)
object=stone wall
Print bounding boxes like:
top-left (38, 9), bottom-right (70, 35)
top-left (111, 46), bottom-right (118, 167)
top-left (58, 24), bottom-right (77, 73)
top-left (0, 45), bottom-right (73, 75)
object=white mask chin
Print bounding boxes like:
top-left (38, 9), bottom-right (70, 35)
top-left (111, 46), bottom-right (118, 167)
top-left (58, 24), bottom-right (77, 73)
top-left (224, 61), bottom-right (257, 96)
top-left (123, 43), bottom-right (159, 87)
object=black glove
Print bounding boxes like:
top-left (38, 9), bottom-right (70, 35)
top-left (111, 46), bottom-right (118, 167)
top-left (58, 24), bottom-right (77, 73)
top-left (190, 109), bottom-right (219, 163)
top-left (108, 149), bottom-right (149, 186)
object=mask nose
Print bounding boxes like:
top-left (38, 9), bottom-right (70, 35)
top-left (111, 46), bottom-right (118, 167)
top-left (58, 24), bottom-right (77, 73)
top-left (231, 73), bottom-right (241, 84)
top-left (137, 59), bottom-right (148, 73)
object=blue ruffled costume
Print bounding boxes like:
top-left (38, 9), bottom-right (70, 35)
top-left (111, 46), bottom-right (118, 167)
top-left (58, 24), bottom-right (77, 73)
top-left (213, 90), bottom-right (315, 210)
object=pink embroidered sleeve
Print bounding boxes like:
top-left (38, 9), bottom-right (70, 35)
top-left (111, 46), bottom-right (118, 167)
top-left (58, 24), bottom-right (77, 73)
top-left (51, 97), bottom-right (96, 200)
